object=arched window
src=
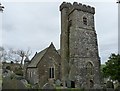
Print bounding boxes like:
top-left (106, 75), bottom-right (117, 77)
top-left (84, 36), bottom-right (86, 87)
top-left (86, 62), bottom-right (93, 75)
top-left (90, 80), bottom-right (94, 88)
top-left (49, 59), bottom-right (55, 78)
top-left (49, 67), bottom-right (54, 78)
top-left (83, 17), bottom-right (87, 25)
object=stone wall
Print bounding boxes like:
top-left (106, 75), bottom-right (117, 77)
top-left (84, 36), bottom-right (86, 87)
top-left (60, 2), bottom-right (101, 89)
top-left (27, 68), bottom-right (39, 84)
top-left (37, 44), bottom-right (61, 88)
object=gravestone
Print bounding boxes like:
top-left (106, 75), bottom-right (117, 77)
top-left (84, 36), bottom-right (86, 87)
top-left (106, 81), bottom-right (114, 89)
top-left (66, 80), bottom-right (71, 88)
top-left (42, 83), bottom-right (55, 89)
top-left (55, 79), bottom-right (61, 87)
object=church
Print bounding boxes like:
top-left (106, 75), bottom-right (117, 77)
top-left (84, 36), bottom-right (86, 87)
top-left (24, 2), bottom-right (101, 89)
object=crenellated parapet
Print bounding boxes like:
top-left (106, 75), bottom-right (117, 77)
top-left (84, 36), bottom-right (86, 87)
top-left (60, 2), bottom-right (95, 14)
top-left (60, 2), bottom-right (72, 11)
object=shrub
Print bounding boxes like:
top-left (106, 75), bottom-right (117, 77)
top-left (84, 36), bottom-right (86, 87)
top-left (6, 66), bottom-right (11, 70)
top-left (14, 68), bottom-right (23, 76)
top-left (106, 81), bottom-right (114, 88)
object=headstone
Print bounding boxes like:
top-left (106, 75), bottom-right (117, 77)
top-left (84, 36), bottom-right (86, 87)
top-left (115, 84), bottom-right (120, 91)
top-left (66, 80), bottom-right (71, 88)
top-left (106, 81), bottom-right (114, 89)
top-left (32, 83), bottom-right (39, 89)
top-left (42, 83), bottom-right (55, 89)
top-left (94, 84), bottom-right (102, 89)
top-left (55, 79), bottom-right (61, 86)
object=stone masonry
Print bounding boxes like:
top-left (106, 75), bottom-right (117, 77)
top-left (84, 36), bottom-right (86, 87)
top-left (60, 2), bottom-right (101, 88)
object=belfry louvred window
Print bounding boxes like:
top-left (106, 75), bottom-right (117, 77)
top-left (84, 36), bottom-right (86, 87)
top-left (83, 17), bottom-right (87, 25)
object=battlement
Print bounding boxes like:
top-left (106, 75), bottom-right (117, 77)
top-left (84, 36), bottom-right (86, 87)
top-left (60, 2), bottom-right (95, 14)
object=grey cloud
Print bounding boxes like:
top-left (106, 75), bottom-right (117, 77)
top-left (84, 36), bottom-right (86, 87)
top-left (2, 2), bottom-right (118, 64)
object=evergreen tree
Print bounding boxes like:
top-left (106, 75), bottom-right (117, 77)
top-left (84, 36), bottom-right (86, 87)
top-left (103, 53), bottom-right (120, 82)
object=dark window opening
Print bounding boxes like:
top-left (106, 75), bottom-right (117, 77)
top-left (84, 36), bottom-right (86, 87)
top-left (49, 67), bottom-right (54, 78)
top-left (83, 17), bottom-right (87, 25)
top-left (90, 80), bottom-right (94, 88)
top-left (29, 71), bottom-right (32, 78)
top-left (71, 81), bottom-right (75, 88)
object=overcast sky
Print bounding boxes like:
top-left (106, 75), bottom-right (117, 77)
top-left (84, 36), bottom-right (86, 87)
top-left (0, 0), bottom-right (118, 64)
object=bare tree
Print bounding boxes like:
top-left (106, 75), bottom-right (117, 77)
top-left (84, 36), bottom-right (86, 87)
top-left (16, 48), bottom-right (32, 66)
top-left (0, 46), bottom-right (7, 62)
top-left (7, 48), bottom-right (21, 63)
top-left (0, 47), bottom-right (32, 67)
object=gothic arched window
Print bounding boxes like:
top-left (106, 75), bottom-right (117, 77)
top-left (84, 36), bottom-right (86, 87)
top-left (49, 60), bottom-right (55, 78)
top-left (49, 67), bottom-right (54, 78)
top-left (86, 62), bottom-right (93, 75)
top-left (83, 17), bottom-right (87, 25)
top-left (90, 80), bottom-right (94, 88)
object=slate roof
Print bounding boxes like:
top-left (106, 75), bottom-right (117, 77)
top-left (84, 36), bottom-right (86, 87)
top-left (27, 48), bottom-right (48, 68)
top-left (27, 42), bottom-right (60, 68)
top-left (57, 49), bottom-right (60, 55)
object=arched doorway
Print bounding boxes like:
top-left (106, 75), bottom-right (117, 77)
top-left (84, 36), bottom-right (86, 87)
top-left (71, 81), bottom-right (75, 88)
top-left (86, 62), bottom-right (94, 88)
top-left (86, 62), bottom-right (93, 75)
top-left (90, 80), bottom-right (94, 88)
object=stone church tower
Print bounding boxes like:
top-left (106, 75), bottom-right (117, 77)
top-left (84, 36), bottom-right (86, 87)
top-left (60, 2), bottom-right (101, 88)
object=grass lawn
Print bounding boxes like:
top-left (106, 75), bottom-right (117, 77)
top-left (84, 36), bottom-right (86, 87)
top-left (56, 87), bottom-right (85, 91)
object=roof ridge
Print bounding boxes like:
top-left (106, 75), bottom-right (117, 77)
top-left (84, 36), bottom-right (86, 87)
top-left (27, 47), bottom-right (48, 68)
top-left (27, 43), bottom-right (57, 68)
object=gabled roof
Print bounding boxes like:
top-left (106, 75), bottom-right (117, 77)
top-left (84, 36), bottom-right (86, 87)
top-left (57, 49), bottom-right (60, 55)
top-left (27, 42), bottom-right (57, 68)
top-left (27, 48), bottom-right (48, 68)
